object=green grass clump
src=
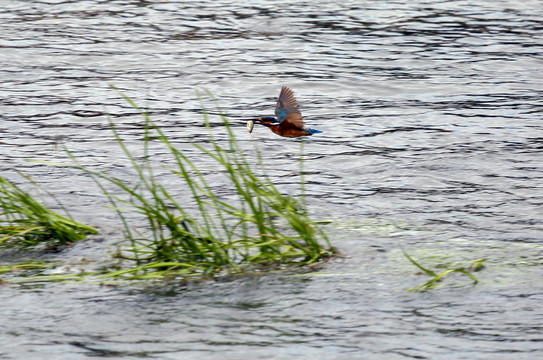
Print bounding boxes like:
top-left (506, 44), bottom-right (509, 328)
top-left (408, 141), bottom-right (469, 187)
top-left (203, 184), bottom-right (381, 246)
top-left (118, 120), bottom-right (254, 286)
top-left (69, 89), bottom-right (335, 280)
top-left (0, 176), bottom-right (98, 247)
top-left (404, 250), bottom-right (485, 291)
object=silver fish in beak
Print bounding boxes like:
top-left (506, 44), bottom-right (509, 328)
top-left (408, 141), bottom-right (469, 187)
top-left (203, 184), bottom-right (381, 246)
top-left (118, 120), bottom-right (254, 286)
top-left (246, 120), bottom-right (255, 133)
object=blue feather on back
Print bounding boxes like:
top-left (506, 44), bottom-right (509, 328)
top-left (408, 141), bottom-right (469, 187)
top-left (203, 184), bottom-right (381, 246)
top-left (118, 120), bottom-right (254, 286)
top-left (277, 109), bottom-right (288, 121)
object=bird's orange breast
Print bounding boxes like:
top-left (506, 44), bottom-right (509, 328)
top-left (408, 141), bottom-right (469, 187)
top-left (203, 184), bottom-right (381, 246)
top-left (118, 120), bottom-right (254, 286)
top-left (271, 126), bottom-right (311, 138)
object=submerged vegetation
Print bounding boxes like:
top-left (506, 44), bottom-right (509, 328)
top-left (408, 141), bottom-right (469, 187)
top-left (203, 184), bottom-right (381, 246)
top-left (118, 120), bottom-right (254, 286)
top-left (403, 250), bottom-right (485, 291)
top-left (0, 175), bottom-right (97, 247)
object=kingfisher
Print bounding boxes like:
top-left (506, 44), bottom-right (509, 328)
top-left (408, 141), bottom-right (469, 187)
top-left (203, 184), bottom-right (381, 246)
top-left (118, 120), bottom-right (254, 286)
top-left (247, 87), bottom-right (322, 138)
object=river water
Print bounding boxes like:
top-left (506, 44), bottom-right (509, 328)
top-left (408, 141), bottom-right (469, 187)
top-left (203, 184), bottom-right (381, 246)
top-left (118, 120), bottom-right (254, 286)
top-left (1, 0), bottom-right (543, 358)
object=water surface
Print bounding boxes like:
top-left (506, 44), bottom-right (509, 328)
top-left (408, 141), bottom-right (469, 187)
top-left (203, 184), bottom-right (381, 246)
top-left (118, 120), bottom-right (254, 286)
top-left (1, 0), bottom-right (543, 358)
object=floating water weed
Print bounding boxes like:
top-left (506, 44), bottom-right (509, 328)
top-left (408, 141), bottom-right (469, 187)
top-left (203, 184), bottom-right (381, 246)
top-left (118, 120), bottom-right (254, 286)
top-left (0, 260), bottom-right (52, 275)
top-left (0, 175), bottom-right (97, 247)
top-left (404, 250), bottom-right (485, 291)
top-left (62, 88), bottom-right (335, 280)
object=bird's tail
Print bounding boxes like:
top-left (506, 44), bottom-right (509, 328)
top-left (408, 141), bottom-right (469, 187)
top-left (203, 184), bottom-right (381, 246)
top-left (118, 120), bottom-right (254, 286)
top-left (307, 128), bottom-right (323, 135)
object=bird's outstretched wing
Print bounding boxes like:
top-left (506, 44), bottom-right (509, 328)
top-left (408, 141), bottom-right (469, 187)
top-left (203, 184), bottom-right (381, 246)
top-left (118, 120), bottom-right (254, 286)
top-left (280, 112), bottom-right (305, 129)
top-left (275, 86), bottom-right (301, 122)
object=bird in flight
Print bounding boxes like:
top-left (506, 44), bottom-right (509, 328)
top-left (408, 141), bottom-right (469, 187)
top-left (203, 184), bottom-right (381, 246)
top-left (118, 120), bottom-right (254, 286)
top-left (247, 87), bottom-right (322, 138)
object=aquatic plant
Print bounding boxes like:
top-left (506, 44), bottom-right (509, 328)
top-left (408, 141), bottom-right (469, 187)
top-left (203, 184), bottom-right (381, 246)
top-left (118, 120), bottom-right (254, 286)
top-left (0, 261), bottom-right (52, 278)
top-left (403, 250), bottom-right (485, 291)
top-left (63, 88), bottom-right (334, 280)
top-left (0, 175), bottom-right (97, 247)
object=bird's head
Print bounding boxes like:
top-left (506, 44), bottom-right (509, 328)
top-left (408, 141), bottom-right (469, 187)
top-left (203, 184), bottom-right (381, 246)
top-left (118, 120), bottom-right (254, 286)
top-left (254, 117), bottom-right (280, 128)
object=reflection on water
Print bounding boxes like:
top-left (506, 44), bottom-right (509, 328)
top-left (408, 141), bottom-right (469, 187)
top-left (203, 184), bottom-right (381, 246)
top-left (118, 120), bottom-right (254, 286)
top-left (1, 0), bottom-right (543, 358)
